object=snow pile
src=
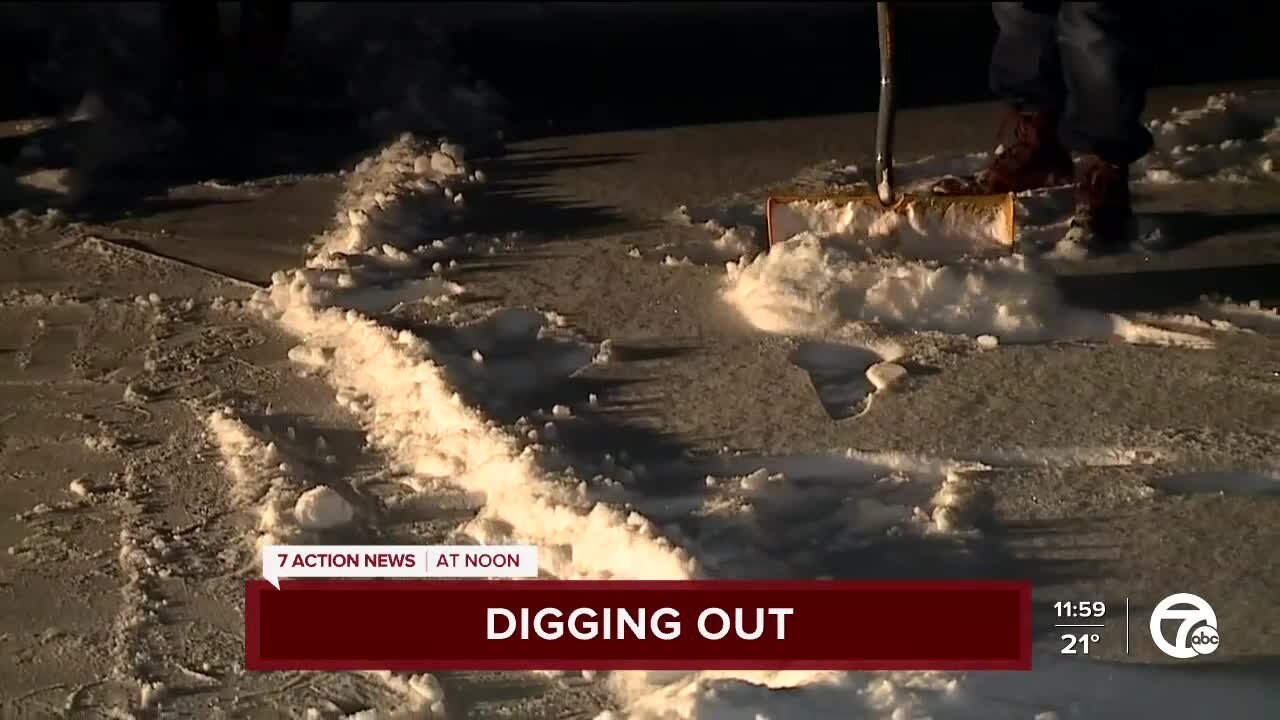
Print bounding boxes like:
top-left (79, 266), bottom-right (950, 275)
top-left (360, 671), bottom-right (447, 718)
top-left (206, 409), bottom-right (355, 549)
top-left (254, 134), bottom-right (696, 582)
top-left (766, 198), bottom-right (1013, 260)
top-left (1138, 90), bottom-right (1280, 183)
top-left (666, 203), bottom-right (767, 263)
top-left (294, 486), bottom-right (356, 531)
top-left (724, 225), bottom-right (1211, 348)
top-left (670, 205), bottom-right (762, 260)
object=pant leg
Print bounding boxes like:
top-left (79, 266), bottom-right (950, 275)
top-left (1056, 2), bottom-right (1153, 164)
top-left (989, 2), bottom-right (1066, 113)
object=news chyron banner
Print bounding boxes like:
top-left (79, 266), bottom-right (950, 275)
top-left (247, 544), bottom-right (1032, 671)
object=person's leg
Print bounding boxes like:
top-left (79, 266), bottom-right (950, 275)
top-left (1056, 2), bottom-right (1151, 165)
top-left (989, 1), bottom-right (1065, 114)
top-left (933, 2), bottom-right (1073, 195)
top-left (1056, 2), bottom-right (1152, 249)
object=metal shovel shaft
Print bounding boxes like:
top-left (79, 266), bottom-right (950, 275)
top-left (875, 1), bottom-right (896, 207)
top-left (762, 0), bottom-right (1018, 248)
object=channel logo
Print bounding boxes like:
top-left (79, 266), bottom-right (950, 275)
top-left (1149, 593), bottom-right (1219, 659)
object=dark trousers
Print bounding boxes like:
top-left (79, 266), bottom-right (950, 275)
top-left (989, 2), bottom-right (1153, 164)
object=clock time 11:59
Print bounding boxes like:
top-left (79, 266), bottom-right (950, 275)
top-left (1054, 601), bottom-right (1106, 618)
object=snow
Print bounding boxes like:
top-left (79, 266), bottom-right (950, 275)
top-left (1193, 298), bottom-right (1280, 333)
top-left (253, 134), bottom-right (696, 582)
top-left (1138, 90), bottom-right (1280, 183)
top-left (864, 361), bottom-right (907, 392)
top-left (809, 91), bottom-right (1280, 190)
top-left (294, 486), bottom-right (356, 530)
top-left (138, 680), bottom-right (167, 709)
top-left (723, 231), bottom-right (1210, 348)
top-left (766, 199), bottom-right (1011, 260)
top-left (360, 671), bottom-right (447, 717)
top-left (206, 410), bottom-right (325, 549)
top-left (196, 84), bottom-right (1280, 717)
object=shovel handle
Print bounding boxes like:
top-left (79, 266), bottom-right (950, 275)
top-left (875, 1), bottom-right (896, 207)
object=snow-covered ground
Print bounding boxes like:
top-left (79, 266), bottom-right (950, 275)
top-left (2, 14), bottom-right (1279, 718)
top-left (220, 89), bottom-right (1280, 717)
top-left (663, 91), bottom-right (1280, 418)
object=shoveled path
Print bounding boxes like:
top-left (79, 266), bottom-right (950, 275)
top-left (448, 81), bottom-right (1280, 670)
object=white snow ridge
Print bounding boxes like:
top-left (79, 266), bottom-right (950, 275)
top-left (253, 134), bottom-right (696, 583)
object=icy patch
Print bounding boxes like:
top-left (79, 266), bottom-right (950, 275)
top-left (1149, 469), bottom-right (1280, 497)
top-left (1138, 90), bottom-right (1280, 183)
top-left (724, 233), bottom-right (1211, 348)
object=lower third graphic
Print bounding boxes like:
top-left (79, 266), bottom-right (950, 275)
top-left (1149, 593), bottom-right (1219, 659)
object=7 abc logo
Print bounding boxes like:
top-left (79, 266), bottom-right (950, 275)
top-left (1149, 593), bottom-right (1219, 659)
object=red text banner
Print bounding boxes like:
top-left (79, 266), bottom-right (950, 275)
top-left (246, 580), bottom-right (1031, 671)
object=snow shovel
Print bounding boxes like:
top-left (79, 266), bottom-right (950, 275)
top-left (765, 2), bottom-right (1016, 247)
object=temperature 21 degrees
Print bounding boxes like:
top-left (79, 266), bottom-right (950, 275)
top-left (1060, 632), bottom-right (1099, 655)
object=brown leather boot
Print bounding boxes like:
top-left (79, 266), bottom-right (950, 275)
top-left (1063, 154), bottom-right (1137, 251)
top-left (932, 110), bottom-right (1075, 195)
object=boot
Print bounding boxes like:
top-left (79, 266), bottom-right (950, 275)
top-left (1063, 154), bottom-right (1137, 252)
top-left (932, 110), bottom-right (1075, 195)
